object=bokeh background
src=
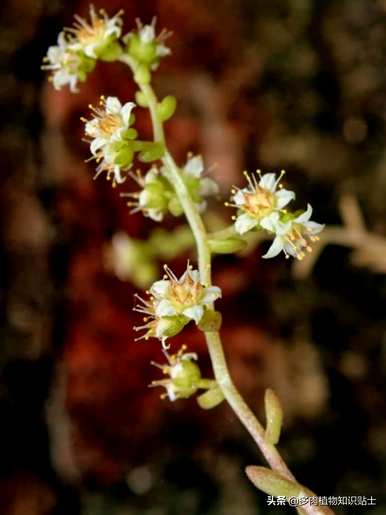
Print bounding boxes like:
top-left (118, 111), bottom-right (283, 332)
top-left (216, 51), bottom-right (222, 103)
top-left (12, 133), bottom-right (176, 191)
top-left (1, 0), bottom-right (386, 514)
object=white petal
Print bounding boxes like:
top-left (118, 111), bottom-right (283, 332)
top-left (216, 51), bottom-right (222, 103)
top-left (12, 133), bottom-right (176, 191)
top-left (186, 269), bottom-right (200, 282)
top-left (113, 166), bottom-right (126, 184)
top-left (200, 177), bottom-right (219, 196)
top-left (85, 119), bottom-right (99, 137)
top-left (233, 190), bottom-right (246, 206)
top-left (140, 25), bottom-right (155, 43)
top-left (121, 102), bottom-right (135, 126)
top-left (275, 189), bottom-right (295, 209)
top-left (295, 203), bottom-right (313, 224)
top-left (259, 173), bottom-right (277, 192)
top-left (155, 299), bottom-right (177, 318)
top-left (183, 305), bottom-right (204, 324)
top-left (147, 209), bottom-right (163, 221)
top-left (106, 96), bottom-right (122, 113)
top-left (260, 211), bottom-right (280, 232)
top-left (185, 155), bottom-right (204, 177)
top-left (150, 280), bottom-right (170, 298)
top-left (305, 221), bottom-right (324, 235)
top-left (234, 213), bottom-right (257, 235)
top-left (90, 137), bottom-right (106, 155)
top-left (156, 44), bottom-right (171, 57)
top-left (202, 286), bottom-right (222, 304)
top-left (262, 237), bottom-right (284, 259)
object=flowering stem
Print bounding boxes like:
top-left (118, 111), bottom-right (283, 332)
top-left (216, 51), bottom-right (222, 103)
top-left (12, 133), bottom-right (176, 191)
top-left (120, 55), bottom-right (332, 515)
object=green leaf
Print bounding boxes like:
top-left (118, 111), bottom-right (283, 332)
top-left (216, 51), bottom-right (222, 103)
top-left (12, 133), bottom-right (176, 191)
top-left (158, 95), bottom-right (177, 121)
top-left (197, 386), bottom-right (224, 409)
top-left (245, 466), bottom-right (303, 498)
top-left (264, 388), bottom-right (283, 445)
top-left (208, 237), bottom-right (247, 254)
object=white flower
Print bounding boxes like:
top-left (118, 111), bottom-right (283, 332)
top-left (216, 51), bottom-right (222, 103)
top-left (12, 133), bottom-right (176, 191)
top-left (230, 170), bottom-right (295, 235)
top-left (150, 265), bottom-right (221, 324)
top-left (181, 154), bottom-right (219, 212)
top-left (261, 204), bottom-right (324, 260)
top-left (125, 18), bottom-right (171, 70)
top-left (66, 5), bottom-right (123, 59)
top-left (84, 96), bottom-right (136, 155)
top-left (133, 263), bottom-right (221, 346)
top-left (42, 32), bottom-right (87, 92)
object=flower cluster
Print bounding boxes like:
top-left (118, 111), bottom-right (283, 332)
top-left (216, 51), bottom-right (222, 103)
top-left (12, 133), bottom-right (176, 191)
top-left (124, 18), bottom-right (171, 70)
top-left (229, 170), bottom-right (324, 259)
top-left (42, 6), bottom-right (123, 91)
top-left (123, 155), bottom-right (218, 221)
top-left (134, 264), bottom-right (221, 346)
top-left (83, 96), bottom-right (137, 185)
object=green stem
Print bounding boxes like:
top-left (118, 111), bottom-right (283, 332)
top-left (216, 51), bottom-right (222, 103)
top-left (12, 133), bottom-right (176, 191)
top-left (120, 55), bottom-right (332, 515)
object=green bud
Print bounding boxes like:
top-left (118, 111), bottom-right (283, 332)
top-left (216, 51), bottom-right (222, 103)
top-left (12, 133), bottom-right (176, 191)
top-left (138, 142), bottom-right (165, 162)
top-left (168, 197), bottom-right (184, 217)
top-left (245, 467), bottom-right (303, 498)
top-left (208, 237), bottom-right (247, 254)
top-left (197, 386), bottom-right (225, 409)
top-left (140, 183), bottom-right (169, 211)
top-left (135, 91), bottom-right (149, 107)
top-left (128, 35), bottom-right (157, 66)
top-left (122, 128), bottom-right (138, 140)
top-left (158, 95), bottom-right (177, 121)
top-left (264, 388), bottom-right (283, 445)
top-left (134, 64), bottom-right (151, 85)
top-left (172, 359), bottom-right (202, 398)
top-left (198, 309), bottom-right (222, 332)
top-left (98, 40), bottom-right (122, 62)
top-left (113, 143), bottom-right (134, 168)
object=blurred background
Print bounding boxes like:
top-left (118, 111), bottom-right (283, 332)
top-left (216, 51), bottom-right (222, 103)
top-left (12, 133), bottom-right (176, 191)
top-left (1, 0), bottom-right (386, 513)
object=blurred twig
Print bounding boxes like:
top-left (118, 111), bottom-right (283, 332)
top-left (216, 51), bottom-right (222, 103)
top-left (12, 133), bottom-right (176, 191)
top-left (293, 193), bottom-right (386, 278)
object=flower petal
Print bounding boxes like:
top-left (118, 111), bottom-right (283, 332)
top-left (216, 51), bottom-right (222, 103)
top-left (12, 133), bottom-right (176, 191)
top-left (185, 155), bottom-right (204, 177)
top-left (155, 299), bottom-right (177, 318)
top-left (150, 280), bottom-right (170, 298)
top-left (259, 173), bottom-right (277, 192)
top-left (260, 211), bottom-right (280, 232)
top-left (183, 305), bottom-right (204, 324)
top-left (233, 190), bottom-right (246, 206)
top-left (234, 213), bottom-right (257, 235)
top-left (121, 101), bottom-right (136, 126)
top-left (202, 286), bottom-right (222, 304)
top-left (106, 96), bottom-right (122, 114)
top-left (90, 137), bottom-right (106, 155)
top-left (262, 237), bottom-right (284, 259)
top-left (295, 203), bottom-right (313, 224)
top-left (305, 221), bottom-right (324, 235)
top-left (275, 188), bottom-right (295, 209)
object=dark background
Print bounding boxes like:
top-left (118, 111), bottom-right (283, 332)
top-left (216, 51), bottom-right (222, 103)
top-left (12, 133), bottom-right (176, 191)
top-left (0, 0), bottom-right (386, 514)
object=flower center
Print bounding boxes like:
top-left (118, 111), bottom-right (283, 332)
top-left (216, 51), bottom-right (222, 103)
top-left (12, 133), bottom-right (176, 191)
top-left (170, 277), bottom-right (204, 309)
top-left (284, 225), bottom-right (318, 260)
top-left (98, 113), bottom-right (122, 136)
top-left (244, 188), bottom-right (275, 216)
top-left (77, 19), bottom-right (106, 44)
